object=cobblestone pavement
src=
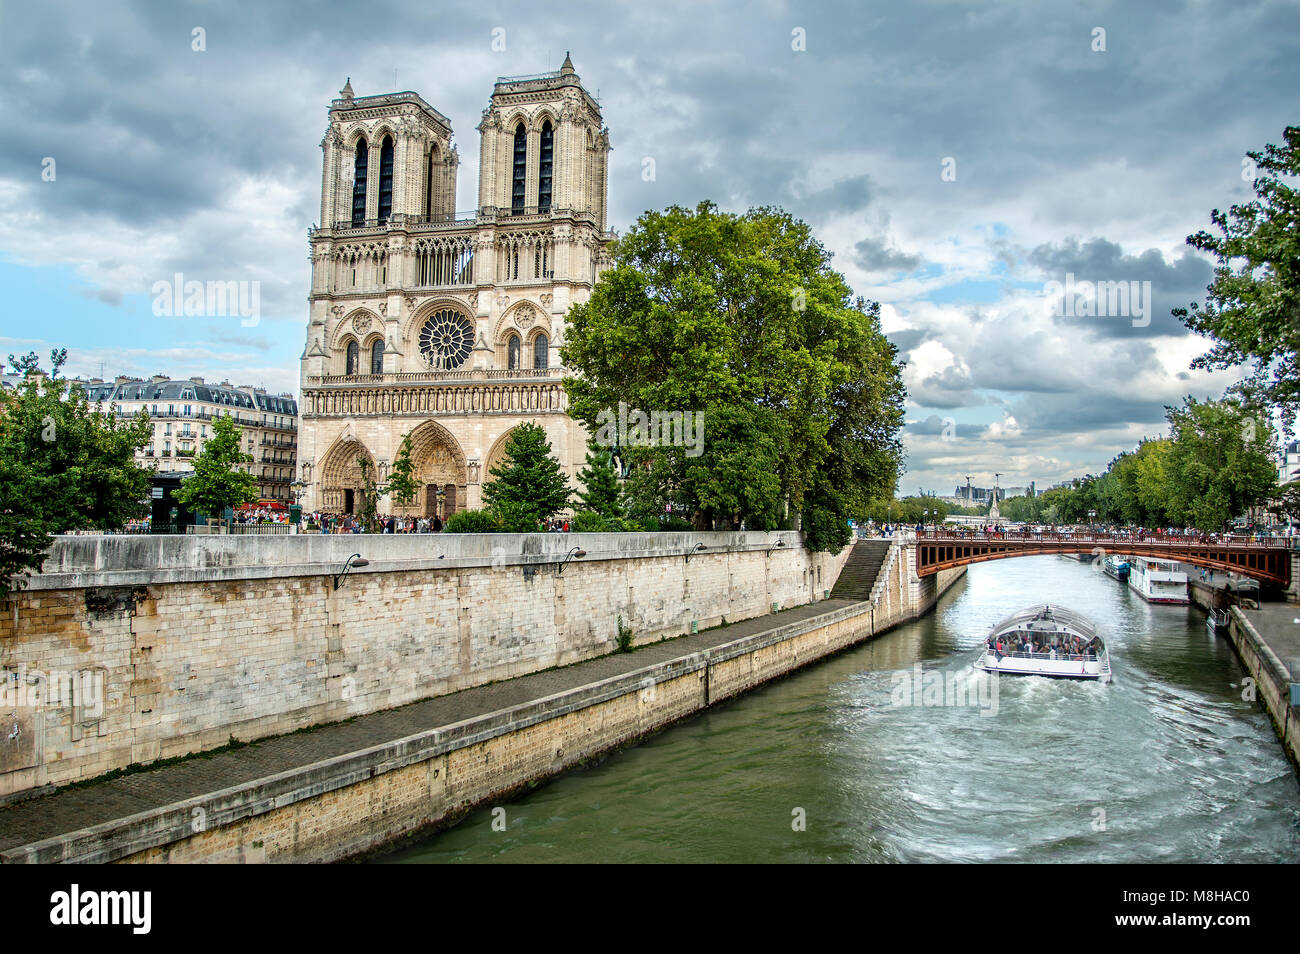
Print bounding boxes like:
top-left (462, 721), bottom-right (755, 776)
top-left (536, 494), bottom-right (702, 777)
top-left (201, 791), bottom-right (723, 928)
top-left (0, 598), bottom-right (860, 852)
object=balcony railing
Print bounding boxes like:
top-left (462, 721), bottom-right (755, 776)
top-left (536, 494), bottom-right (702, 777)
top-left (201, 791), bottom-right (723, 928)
top-left (306, 368), bottom-right (565, 386)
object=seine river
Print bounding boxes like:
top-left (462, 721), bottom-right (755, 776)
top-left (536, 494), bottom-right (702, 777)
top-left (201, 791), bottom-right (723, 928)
top-left (377, 555), bottom-right (1300, 863)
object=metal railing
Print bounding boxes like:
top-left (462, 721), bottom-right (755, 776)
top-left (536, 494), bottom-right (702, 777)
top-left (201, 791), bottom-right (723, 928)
top-left (919, 529), bottom-right (1290, 549)
top-left (987, 649), bottom-right (1098, 662)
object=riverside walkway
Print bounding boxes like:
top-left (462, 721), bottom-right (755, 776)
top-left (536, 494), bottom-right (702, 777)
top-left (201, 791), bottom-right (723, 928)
top-left (0, 598), bottom-right (858, 860)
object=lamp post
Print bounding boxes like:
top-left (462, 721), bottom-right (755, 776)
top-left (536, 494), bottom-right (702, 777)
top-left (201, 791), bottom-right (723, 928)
top-left (290, 479), bottom-right (306, 528)
top-left (558, 546), bottom-right (586, 575)
top-left (332, 553), bottom-right (370, 591)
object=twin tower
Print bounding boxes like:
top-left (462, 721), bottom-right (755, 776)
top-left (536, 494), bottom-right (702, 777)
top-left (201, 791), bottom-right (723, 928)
top-left (298, 55), bottom-right (612, 518)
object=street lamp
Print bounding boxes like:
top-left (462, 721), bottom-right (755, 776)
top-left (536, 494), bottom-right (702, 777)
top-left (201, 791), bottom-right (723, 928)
top-left (685, 542), bottom-right (707, 563)
top-left (767, 539), bottom-right (787, 556)
top-left (558, 546), bottom-right (586, 575)
top-left (333, 553), bottom-right (369, 591)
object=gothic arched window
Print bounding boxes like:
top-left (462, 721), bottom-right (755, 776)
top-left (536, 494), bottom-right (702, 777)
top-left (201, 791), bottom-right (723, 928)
top-left (370, 339), bottom-right (384, 375)
top-left (533, 333), bottom-right (549, 370)
top-left (345, 340), bottom-right (360, 376)
top-left (377, 136), bottom-right (394, 223)
top-left (511, 123), bottom-right (527, 214)
top-left (425, 149), bottom-right (435, 219)
top-left (351, 139), bottom-right (368, 226)
top-left (539, 121), bottom-right (554, 212)
top-left (507, 334), bottom-right (521, 370)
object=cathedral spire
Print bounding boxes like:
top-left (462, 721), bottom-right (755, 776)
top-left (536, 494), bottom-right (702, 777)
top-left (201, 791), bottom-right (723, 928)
top-left (339, 77), bottom-right (354, 102)
top-left (560, 52), bottom-right (575, 75)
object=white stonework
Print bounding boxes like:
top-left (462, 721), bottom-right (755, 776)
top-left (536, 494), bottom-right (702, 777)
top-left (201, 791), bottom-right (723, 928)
top-left (299, 55), bottom-right (613, 517)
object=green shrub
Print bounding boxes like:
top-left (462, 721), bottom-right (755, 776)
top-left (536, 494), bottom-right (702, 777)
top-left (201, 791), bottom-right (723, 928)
top-left (493, 500), bottom-right (539, 533)
top-left (570, 510), bottom-right (611, 533)
top-left (443, 509), bottom-right (501, 533)
top-left (662, 515), bottom-right (694, 531)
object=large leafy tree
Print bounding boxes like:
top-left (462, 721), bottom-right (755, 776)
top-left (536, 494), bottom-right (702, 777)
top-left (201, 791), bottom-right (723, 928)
top-left (0, 350), bottom-right (151, 596)
top-left (481, 422), bottom-right (572, 523)
top-left (174, 413), bottom-right (258, 519)
top-left (562, 201), bottom-right (905, 548)
top-left (1162, 397), bottom-right (1276, 530)
top-left (1174, 126), bottom-right (1300, 426)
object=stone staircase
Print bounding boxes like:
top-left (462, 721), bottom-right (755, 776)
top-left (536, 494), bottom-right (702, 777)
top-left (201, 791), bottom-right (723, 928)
top-left (829, 539), bottom-right (894, 602)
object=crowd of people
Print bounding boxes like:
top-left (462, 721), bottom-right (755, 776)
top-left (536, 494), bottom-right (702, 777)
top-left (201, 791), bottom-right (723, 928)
top-left (233, 506), bottom-right (290, 525)
top-left (302, 513), bottom-right (579, 533)
top-left (988, 632), bottom-right (1097, 660)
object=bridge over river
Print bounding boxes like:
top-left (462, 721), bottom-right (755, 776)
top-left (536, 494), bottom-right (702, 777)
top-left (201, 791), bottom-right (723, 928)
top-left (914, 529), bottom-right (1295, 586)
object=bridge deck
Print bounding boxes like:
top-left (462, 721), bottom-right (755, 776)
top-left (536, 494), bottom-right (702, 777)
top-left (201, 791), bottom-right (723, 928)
top-left (914, 531), bottom-right (1293, 585)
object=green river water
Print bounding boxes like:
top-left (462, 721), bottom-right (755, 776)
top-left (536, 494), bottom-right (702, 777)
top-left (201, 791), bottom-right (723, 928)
top-left (376, 555), bottom-right (1300, 863)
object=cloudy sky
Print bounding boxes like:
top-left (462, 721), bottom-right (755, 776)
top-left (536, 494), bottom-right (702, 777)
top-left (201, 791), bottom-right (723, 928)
top-left (2, 0), bottom-right (1297, 494)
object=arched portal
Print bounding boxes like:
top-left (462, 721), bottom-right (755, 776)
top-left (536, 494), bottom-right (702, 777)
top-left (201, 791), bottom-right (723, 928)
top-left (483, 426), bottom-right (519, 484)
top-left (319, 438), bottom-right (376, 514)
top-left (401, 420), bottom-right (468, 519)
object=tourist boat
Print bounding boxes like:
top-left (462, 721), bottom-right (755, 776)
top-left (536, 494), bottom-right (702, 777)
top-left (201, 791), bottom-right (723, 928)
top-left (1102, 555), bottom-right (1130, 582)
top-left (975, 604), bottom-right (1112, 682)
top-left (1127, 556), bottom-right (1189, 604)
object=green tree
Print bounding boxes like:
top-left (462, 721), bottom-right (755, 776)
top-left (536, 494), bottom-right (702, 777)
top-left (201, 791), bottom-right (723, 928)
top-left (1162, 397), bottom-right (1277, 530)
top-left (354, 456), bottom-right (381, 531)
top-left (174, 413), bottom-right (258, 520)
top-left (575, 437), bottom-right (623, 518)
top-left (481, 422), bottom-right (572, 523)
top-left (1174, 126), bottom-right (1300, 427)
top-left (561, 201), bottom-right (905, 546)
top-left (0, 350), bottom-right (152, 596)
top-left (387, 431), bottom-right (420, 509)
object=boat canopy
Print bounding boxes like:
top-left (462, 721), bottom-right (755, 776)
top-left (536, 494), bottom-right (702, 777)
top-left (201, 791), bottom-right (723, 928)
top-left (989, 604), bottom-right (1099, 642)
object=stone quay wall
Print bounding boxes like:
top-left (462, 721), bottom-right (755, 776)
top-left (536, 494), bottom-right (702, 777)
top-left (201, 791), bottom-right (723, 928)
top-left (0, 531), bottom-right (852, 799)
top-left (1228, 608), bottom-right (1300, 770)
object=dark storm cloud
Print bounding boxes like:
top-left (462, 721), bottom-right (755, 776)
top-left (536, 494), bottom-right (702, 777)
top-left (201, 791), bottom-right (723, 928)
top-left (1027, 237), bottom-right (1213, 339)
top-left (885, 327), bottom-right (930, 354)
top-left (853, 236), bottom-right (921, 273)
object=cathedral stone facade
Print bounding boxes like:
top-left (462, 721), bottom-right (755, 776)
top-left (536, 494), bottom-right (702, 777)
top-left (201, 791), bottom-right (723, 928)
top-left (298, 55), bottom-right (612, 517)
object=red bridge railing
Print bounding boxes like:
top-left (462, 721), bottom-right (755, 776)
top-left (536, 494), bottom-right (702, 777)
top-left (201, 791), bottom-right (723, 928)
top-left (915, 529), bottom-right (1292, 550)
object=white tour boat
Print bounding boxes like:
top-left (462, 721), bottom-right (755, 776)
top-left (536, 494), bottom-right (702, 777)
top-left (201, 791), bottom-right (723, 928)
top-left (975, 604), bottom-right (1112, 682)
top-left (1126, 556), bottom-right (1189, 604)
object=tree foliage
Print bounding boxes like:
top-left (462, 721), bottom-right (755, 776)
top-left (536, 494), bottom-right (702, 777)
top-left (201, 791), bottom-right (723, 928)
top-left (561, 201), bottom-right (905, 550)
top-left (575, 437), bottom-right (623, 518)
top-left (386, 431), bottom-right (420, 508)
top-left (972, 399), bottom-right (1276, 531)
top-left (174, 413), bottom-right (258, 519)
top-left (0, 350), bottom-right (151, 596)
top-left (481, 422), bottom-right (572, 523)
top-left (1174, 126), bottom-right (1300, 427)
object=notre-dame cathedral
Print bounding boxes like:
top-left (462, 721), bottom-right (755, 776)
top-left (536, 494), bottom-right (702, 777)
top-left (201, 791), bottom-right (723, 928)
top-left (297, 54), bottom-right (612, 517)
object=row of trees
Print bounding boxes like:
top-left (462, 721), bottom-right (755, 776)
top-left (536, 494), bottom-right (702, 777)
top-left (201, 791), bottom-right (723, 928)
top-left (993, 398), bottom-right (1277, 530)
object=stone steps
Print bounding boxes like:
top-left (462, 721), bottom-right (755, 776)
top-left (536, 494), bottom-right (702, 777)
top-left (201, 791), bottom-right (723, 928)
top-left (829, 540), bottom-right (893, 602)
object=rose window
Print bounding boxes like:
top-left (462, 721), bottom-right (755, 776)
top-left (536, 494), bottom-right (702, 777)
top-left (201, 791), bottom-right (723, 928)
top-left (418, 309), bottom-right (474, 370)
